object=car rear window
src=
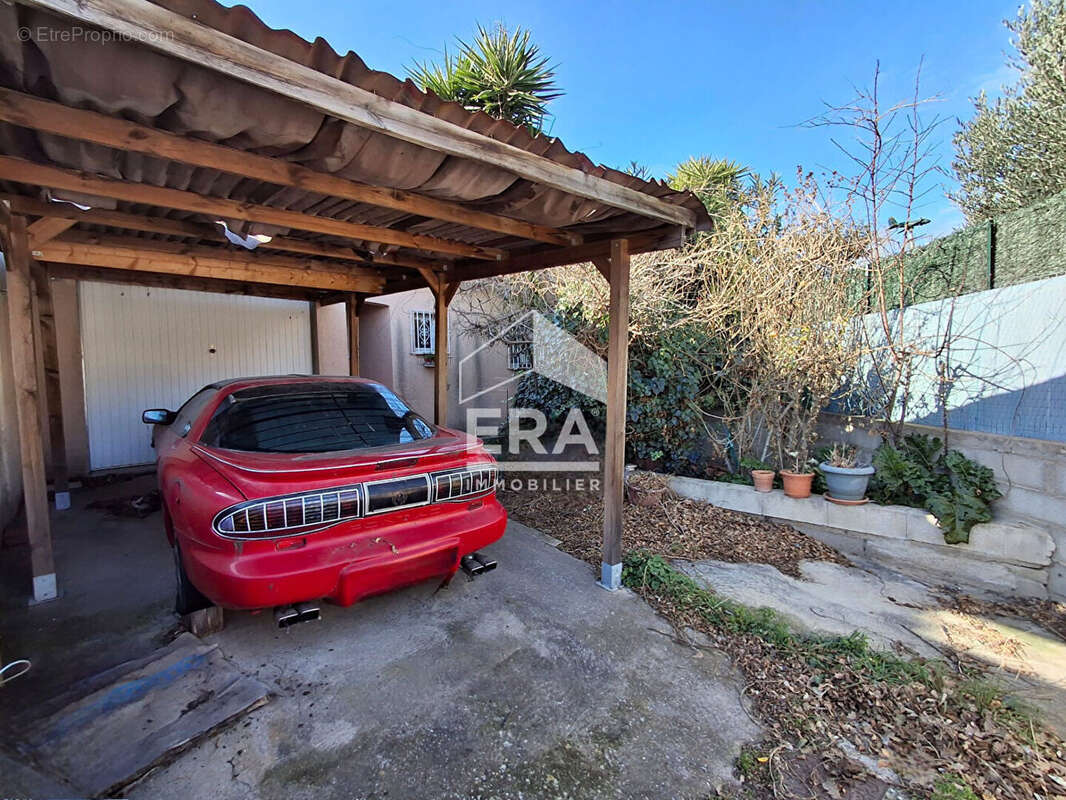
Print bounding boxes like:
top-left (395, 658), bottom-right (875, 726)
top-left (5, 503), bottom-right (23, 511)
top-left (199, 383), bottom-right (435, 453)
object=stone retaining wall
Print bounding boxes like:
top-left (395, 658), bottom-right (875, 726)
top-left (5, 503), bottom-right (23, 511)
top-left (818, 414), bottom-right (1066, 600)
top-left (667, 475), bottom-right (1059, 601)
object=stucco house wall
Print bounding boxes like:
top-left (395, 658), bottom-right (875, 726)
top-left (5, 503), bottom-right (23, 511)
top-left (351, 288), bottom-right (515, 432)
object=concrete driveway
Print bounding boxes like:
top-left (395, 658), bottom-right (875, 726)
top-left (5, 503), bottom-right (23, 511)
top-left (1, 480), bottom-right (759, 799)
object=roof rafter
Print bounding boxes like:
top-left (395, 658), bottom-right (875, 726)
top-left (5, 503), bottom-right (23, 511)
top-left (0, 156), bottom-right (505, 261)
top-left (34, 233), bottom-right (387, 293)
top-left (0, 88), bottom-right (579, 247)
top-left (0, 193), bottom-right (441, 271)
top-left (452, 227), bottom-right (685, 282)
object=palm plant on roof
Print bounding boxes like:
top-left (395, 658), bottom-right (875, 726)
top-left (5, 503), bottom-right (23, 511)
top-left (407, 23), bottom-right (563, 133)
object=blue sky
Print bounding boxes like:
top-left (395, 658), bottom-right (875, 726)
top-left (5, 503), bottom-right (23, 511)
top-left (229, 0), bottom-right (1019, 237)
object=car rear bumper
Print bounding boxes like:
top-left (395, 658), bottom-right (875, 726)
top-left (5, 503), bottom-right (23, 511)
top-left (180, 499), bottom-right (507, 609)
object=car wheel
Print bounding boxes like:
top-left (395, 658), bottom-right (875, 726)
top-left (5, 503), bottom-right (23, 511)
top-left (173, 543), bottom-right (212, 616)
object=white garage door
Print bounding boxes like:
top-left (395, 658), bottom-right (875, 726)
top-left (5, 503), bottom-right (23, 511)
top-left (80, 282), bottom-right (313, 470)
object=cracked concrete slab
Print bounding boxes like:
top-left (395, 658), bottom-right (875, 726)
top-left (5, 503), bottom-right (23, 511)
top-left (677, 557), bottom-right (1066, 738)
top-left (117, 522), bottom-right (760, 800)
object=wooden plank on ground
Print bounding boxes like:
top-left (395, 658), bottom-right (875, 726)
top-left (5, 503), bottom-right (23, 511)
top-left (25, 632), bottom-right (269, 797)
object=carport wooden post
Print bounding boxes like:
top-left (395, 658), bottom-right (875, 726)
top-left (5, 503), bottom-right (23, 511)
top-left (435, 287), bottom-right (446, 424)
top-left (1, 212), bottom-right (57, 602)
top-left (423, 273), bottom-right (460, 426)
top-left (600, 238), bottom-right (630, 591)
top-left (308, 300), bottom-right (320, 374)
top-left (345, 294), bottom-right (361, 376)
top-left (31, 264), bottom-right (70, 510)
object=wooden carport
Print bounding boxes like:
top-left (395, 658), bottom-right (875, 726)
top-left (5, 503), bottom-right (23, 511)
top-left (0, 0), bottom-right (710, 603)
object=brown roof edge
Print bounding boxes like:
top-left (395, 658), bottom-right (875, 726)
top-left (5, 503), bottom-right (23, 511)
top-left (151, 0), bottom-right (710, 231)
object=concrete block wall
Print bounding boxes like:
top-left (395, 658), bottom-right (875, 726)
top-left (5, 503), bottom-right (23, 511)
top-left (668, 475), bottom-right (1059, 601)
top-left (817, 415), bottom-right (1066, 600)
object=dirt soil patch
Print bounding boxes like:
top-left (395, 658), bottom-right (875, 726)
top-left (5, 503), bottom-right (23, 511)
top-left (943, 590), bottom-right (1066, 645)
top-left (500, 473), bottom-right (847, 578)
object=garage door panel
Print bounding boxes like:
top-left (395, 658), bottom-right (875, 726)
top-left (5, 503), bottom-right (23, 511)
top-left (80, 283), bottom-right (312, 470)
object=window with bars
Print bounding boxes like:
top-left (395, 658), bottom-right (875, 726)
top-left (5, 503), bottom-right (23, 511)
top-left (411, 310), bottom-right (435, 354)
top-left (508, 341), bottom-right (533, 371)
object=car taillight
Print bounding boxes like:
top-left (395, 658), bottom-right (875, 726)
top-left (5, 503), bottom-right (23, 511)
top-left (214, 487), bottom-right (362, 538)
top-left (212, 464), bottom-right (497, 539)
top-left (433, 465), bottom-right (498, 502)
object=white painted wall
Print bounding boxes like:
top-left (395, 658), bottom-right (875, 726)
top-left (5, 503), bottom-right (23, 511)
top-left (79, 282), bottom-right (312, 470)
top-left (860, 274), bottom-right (1066, 441)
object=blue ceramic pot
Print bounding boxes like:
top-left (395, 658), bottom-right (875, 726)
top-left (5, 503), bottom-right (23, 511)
top-left (819, 462), bottom-right (875, 501)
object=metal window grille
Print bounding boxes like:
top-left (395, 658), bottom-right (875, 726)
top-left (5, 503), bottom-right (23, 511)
top-left (411, 310), bottom-right (435, 354)
top-left (508, 341), bottom-right (533, 371)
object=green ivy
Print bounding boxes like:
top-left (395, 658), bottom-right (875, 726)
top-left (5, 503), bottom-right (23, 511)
top-left (868, 434), bottom-right (1002, 544)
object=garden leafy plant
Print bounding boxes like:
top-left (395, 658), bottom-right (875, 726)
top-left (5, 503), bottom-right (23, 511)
top-left (869, 434), bottom-right (1001, 544)
top-left (512, 322), bottom-right (714, 475)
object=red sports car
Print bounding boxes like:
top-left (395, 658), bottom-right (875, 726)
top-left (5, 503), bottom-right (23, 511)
top-left (143, 376), bottom-right (506, 623)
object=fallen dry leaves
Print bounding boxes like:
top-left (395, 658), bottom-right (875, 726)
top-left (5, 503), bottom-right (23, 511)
top-left (500, 475), bottom-right (1066, 799)
top-left (500, 477), bottom-right (846, 577)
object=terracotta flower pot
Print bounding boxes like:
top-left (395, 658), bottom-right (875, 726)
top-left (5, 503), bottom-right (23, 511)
top-left (781, 470), bottom-right (814, 499)
top-left (751, 469), bottom-right (775, 493)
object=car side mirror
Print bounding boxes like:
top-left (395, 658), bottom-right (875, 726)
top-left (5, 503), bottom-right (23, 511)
top-left (142, 409), bottom-right (176, 425)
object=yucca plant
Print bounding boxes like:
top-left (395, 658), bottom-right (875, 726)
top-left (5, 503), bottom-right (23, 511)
top-left (667, 157), bottom-right (751, 216)
top-left (407, 23), bottom-right (562, 133)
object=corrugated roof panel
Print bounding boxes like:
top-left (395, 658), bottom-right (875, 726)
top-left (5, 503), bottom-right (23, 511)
top-left (0, 0), bottom-right (710, 273)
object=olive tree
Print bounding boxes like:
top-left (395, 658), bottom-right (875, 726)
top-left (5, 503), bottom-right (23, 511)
top-left (953, 0), bottom-right (1066, 220)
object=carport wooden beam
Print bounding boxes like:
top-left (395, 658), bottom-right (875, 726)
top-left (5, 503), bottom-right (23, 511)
top-left (44, 262), bottom-right (336, 302)
top-left (0, 156), bottom-right (505, 261)
top-left (1, 194), bottom-right (443, 274)
top-left (33, 235), bottom-right (388, 293)
top-left (0, 211), bottom-right (57, 603)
